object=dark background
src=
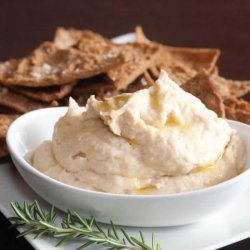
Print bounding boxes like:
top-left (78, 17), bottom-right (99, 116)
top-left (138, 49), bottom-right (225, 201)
top-left (1, 0), bottom-right (250, 80)
top-left (0, 0), bottom-right (250, 249)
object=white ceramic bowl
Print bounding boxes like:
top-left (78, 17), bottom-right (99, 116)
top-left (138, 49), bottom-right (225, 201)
top-left (6, 107), bottom-right (250, 227)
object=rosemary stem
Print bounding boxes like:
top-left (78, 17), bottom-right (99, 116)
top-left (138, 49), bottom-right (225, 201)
top-left (9, 201), bottom-right (161, 250)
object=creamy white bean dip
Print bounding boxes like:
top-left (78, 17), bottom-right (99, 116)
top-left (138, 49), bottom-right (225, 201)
top-left (31, 71), bottom-right (246, 194)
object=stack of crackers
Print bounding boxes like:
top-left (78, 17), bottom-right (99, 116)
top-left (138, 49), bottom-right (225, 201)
top-left (0, 26), bottom-right (249, 158)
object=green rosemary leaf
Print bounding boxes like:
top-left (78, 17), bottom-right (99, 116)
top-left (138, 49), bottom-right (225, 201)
top-left (34, 200), bottom-right (46, 221)
top-left (17, 228), bottom-right (39, 238)
top-left (68, 224), bottom-right (90, 234)
top-left (107, 228), bottom-right (112, 237)
top-left (156, 243), bottom-right (162, 250)
top-left (103, 238), bottom-right (125, 248)
top-left (10, 202), bottom-right (29, 223)
top-left (106, 247), bottom-right (123, 250)
top-left (54, 232), bottom-right (73, 238)
top-left (110, 220), bottom-right (120, 240)
top-left (8, 216), bottom-right (22, 222)
top-left (73, 212), bottom-right (91, 230)
top-left (39, 220), bottom-right (56, 230)
top-left (75, 241), bottom-right (95, 250)
top-left (131, 236), bottom-right (152, 250)
top-left (24, 201), bottom-right (33, 221)
top-left (49, 206), bottom-right (56, 224)
top-left (152, 233), bottom-right (155, 249)
top-left (93, 219), bottom-right (107, 237)
top-left (120, 228), bottom-right (136, 246)
top-left (9, 221), bottom-right (26, 228)
top-left (29, 203), bottom-right (35, 215)
top-left (88, 216), bottom-right (95, 228)
top-left (56, 234), bottom-right (75, 246)
top-left (34, 229), bottom-right (50, 239)
top-left (67, 211), bottom-right (72, 225)
top-left (151, 233), bottom-right (160, 250)
top-left (140, 231), bottom-right (145, 244)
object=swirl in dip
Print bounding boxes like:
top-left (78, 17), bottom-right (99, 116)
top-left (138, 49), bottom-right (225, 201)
top-left (31, 71), bottom-right (246, 194)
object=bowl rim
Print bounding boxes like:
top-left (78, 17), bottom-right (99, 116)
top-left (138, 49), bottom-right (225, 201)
top-left (6, 107), bottom-right (250, 200)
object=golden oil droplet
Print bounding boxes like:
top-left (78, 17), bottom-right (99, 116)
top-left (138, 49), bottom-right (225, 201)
top-left (124, 138), bottom-right (138, 149)
top-left (164, 116), bottom-right (183, 127)
top-left (192, 165), bottom-right (215, 173)
top-left (237, 167), bottom-right (245, 175)
top-left (133, 185), bottom-right (157, 195)
top-left (98, 101), bottom-right (110, 112)
top-left (150, 88), bottom-right (160, 110)
top-left (113, 95), bottom-right (130, 109)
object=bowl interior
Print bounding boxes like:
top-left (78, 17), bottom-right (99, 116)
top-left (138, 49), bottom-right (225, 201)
top-left (9, 108), bottom-right (67, 156)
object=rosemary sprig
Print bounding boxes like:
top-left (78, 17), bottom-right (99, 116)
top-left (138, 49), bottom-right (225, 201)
top-left (9, 201), bottom-right (161, 250)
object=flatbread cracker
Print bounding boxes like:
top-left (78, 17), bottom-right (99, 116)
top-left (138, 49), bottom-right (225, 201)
top-left (54, 27), bottom-right (120, 55)
top-left (0, 41), bottom-right (122, 87)
top-left (54, 27), bottom-right (87, 49)
top-left (211, 66), bottom-right (219, 75)
top-left (124, 64), bottom-right (199, 93)
top-left (125, 64), bottom-right (194, 93)
top-left (0, 106), bottom-right (17, 114)
top-left (224, 98), bottom-right (250, 124)
top-left (54, 28), bottom-right (160, 90)
top-left (182, 71), bottom-right (225, 117)
top-left (0, 139), bottom-right (8, 158)
top-left (106, 42), bottom-right (159, 90)
top-left (135, 26), bottom-right (220, 76)
top-left (9, 81), bottom-right (76, 102)
top-left (156, 45), bottom-right (220, 76)
top-left (135, 25), bottom-right (150, 44)
top-left (0, 114), bottom-right (18, 157)
top-left (124, 71), bottom-right (155, 93)
top-left (213, 75), bottom-right (250, 99)
top-left (158, 64), bottom-right (195, 85)
top-left (0, 86), bottom-right (55, 113)
top-left (0, 114), bottom-right (18, 139)
top-left (224, 98), bottom-right (250, 113)
top-left (71, 76), bottom-right (118, 105)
